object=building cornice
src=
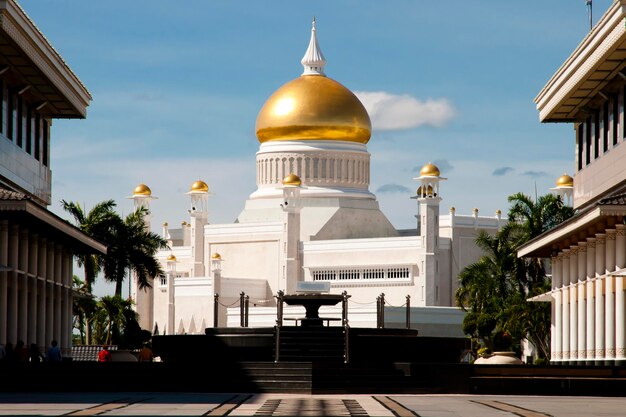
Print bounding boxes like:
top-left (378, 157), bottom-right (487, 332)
top-left (0, 198), bottom-right (106, 254)
top-left (0, 0), bottom-right (91, 118)
top-left (535, 0), bottom-right (626, 122)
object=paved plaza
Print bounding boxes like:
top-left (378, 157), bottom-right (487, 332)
top-left (1, 392), bottom-right (625, 416)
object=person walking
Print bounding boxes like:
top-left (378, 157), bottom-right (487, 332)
top-left (29, 343), bottom-right (44, 363)
top-left (98, 345), bottom-right (112, 362)
top-left (137, 343), bottom-right (154, 362)
top-left (46, 340), bottom-right (62, 362)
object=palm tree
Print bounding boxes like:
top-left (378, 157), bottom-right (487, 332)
top-left (93, 295), bottom-right (129, 345)
top-left (62, 200), bottom-right (117, 344)
top-left (456, 192), bottom-right (575, 359)
top-left (103, 206), bottom-right (169, 297)
top-left (507, 192), bottom-right (575, 287)
top-left (455, 228), bottom-right (523, 351)
top-left (72, 275), bottom-right (96, 345)
top-left (61, 199), bottom-right (118, 293)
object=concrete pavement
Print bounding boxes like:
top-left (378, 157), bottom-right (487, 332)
top-left (1, 392), bottom-right (625, 416)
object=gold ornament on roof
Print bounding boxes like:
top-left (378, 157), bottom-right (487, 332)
top-left (556, 173), bottom-right (574, 188)
top-left (190, 180), bottom-right (209, 193)
top-left (420, 162), bottom-right (440, 177)
top-left (133, 183), bottom-right (152, 196)
top-left (211, 253), bottom-right (221, 260)
top-left (166, 254), bottom-right (176, 261)
top-left (282, 173), bottom-right (302, 187)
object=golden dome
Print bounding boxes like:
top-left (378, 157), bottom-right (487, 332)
top-left (190, 180), bottom-right (209, 193)
top-left (255, 75), bottom-right (371, 144)
top-left (211, 253), bottom-right (221, 260)
top-left (556, 173), bottom-right (574, 188)
top-left (420, 162), bottom-right (440, 177)
top-left (133, 183), bottom-right (151, 196)
top-left (416, 185), bottom-right (436, 197)
top-left (282, 173), bottom-right (302, 187)
top-left (166, 254), bottom-right (176, 262)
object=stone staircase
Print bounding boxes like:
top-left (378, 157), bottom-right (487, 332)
top-left (274, 326), bottom-right (345, 362)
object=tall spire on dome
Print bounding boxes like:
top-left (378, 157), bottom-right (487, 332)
top-left (301, 17), bottom-right (326, 76)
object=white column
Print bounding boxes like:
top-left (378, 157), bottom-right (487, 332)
top-left (46, 241), bottom-right (54, 344)
top-left (616, 225), bottom-right (626, 360)
top-left (8, 224), bottom-right (18, 344)
top-left (37, 237), bottom-right (47, 350)
top-left (587, 237), bottom-right (596, 360)
top-left (54, 245), bottom-right (62, 342)
top-left (616, 275), bottom-right (625, 360)
top-left (596, 234), bottom-right (606, 359)
top-left (561, 287), bottom-right (570, 361)
top-left (554, 291), bottom-right (562, 362)
top-left (28, 233), bottom-right (38, 348)
top-left (552, 255), bottom-right (562, 290)
top-left (562, 250), bottom-right (570, 360)
top-left (606, 274), bottom-right (616, 359)
top-left (0, 220), bottom-right (8, 345)
top-left (607, 229), bottom-right (616, 274)
top-left (616, 225), bottom-right (626, 270)
top-left (18, 229), bottom-right (28, 344)
top-left (577, 242), bottom-right (587, 359)
top-left (606, 229), bottom-right (617, 359)
top-left (569, 246), bottom-right (578, 360)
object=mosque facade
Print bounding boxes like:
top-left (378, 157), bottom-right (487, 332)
top-left (519, 0), bottom-right (626, 364)
top-left (131, 21), bottom-right (508, 337)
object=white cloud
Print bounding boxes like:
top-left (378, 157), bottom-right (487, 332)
top-left (354, 91), bottom-right (456, 131)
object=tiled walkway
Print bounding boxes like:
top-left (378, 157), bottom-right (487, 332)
top-left (2, 392), bottom-right (626, 416)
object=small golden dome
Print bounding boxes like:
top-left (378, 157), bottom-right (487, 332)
top-left (450, 206), bottom-right (456, 212)
top-left (133, 183), bottom-right (151, 196)
top-left (420, 162), bottom-right (440, 177)
top-left (282, 173), bottom-right (302, 187)
top-left (190, 180), bottom-right (209, 193)
top-left (416, 185), bottom-right (436, 197)
top-left (256, 75), bottom-right (371, 144)
top-left (166, 254), bottom-right (176, 261)
top-left (211, 253), bottom-right (221, 260)
top-left (556, 173), bottom-right (574, 188)
top-left (163, 222), bottom-right (168, 226)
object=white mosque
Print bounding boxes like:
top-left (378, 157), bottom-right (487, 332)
top-left (128, 21), bottom-right (510, 337)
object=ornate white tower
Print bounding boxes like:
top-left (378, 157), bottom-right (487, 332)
top-left (551, 173), bottom-right (574, 206)
top-left (280, 173), bottom-right (303, 293)
top-left (129, 183), bottom-right (157, 330)
top-left (413, 162), bottom-right (446, 306)
top-left (186, 180), bottom-right (211, 277)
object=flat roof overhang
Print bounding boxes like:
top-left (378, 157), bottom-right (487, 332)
top-left (0, 199), bottom-right (106, 255)
top-left (535, 0), bottom-right (626, 123)
top-left (517, 205), bottom-right (626, 258)
top-left (0, 0), bottom-right (91, 118)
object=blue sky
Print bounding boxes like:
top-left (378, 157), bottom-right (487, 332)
top-left (17, 0), bottom-right (610, 293)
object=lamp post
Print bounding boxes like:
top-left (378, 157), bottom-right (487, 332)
top-left (211, 253), bottom-right (222, 327)
top-left (166, 254), bottom-right (176, 335)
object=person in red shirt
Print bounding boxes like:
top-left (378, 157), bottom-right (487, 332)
top-left (97, 345), bottom-right (112, 362)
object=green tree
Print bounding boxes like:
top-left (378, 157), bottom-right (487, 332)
top-left (455, 228), bottom-right (522, 352)
top-left (92, 295), bottom-right (128, 345)
top-left (456, 192), bottom-right (574, 360)
top-left (504, 192), bottom-right (574, 359)
top-left (61, 199), bottom-right (118, 292)
top-left (72, 275), bottom-right (96, 345)
top-left (103, 206), bottom-right (169, 297)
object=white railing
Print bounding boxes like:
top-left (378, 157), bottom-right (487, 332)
top-left (311, 266), bottom-right (411, 282)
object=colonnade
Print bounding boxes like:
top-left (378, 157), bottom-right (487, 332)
top-left (0, 220), bottom-right (74, 357)
top-left (257, 153), bottom-right (370, 187)
top-left (550, 224), bottom-right (626, 362)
